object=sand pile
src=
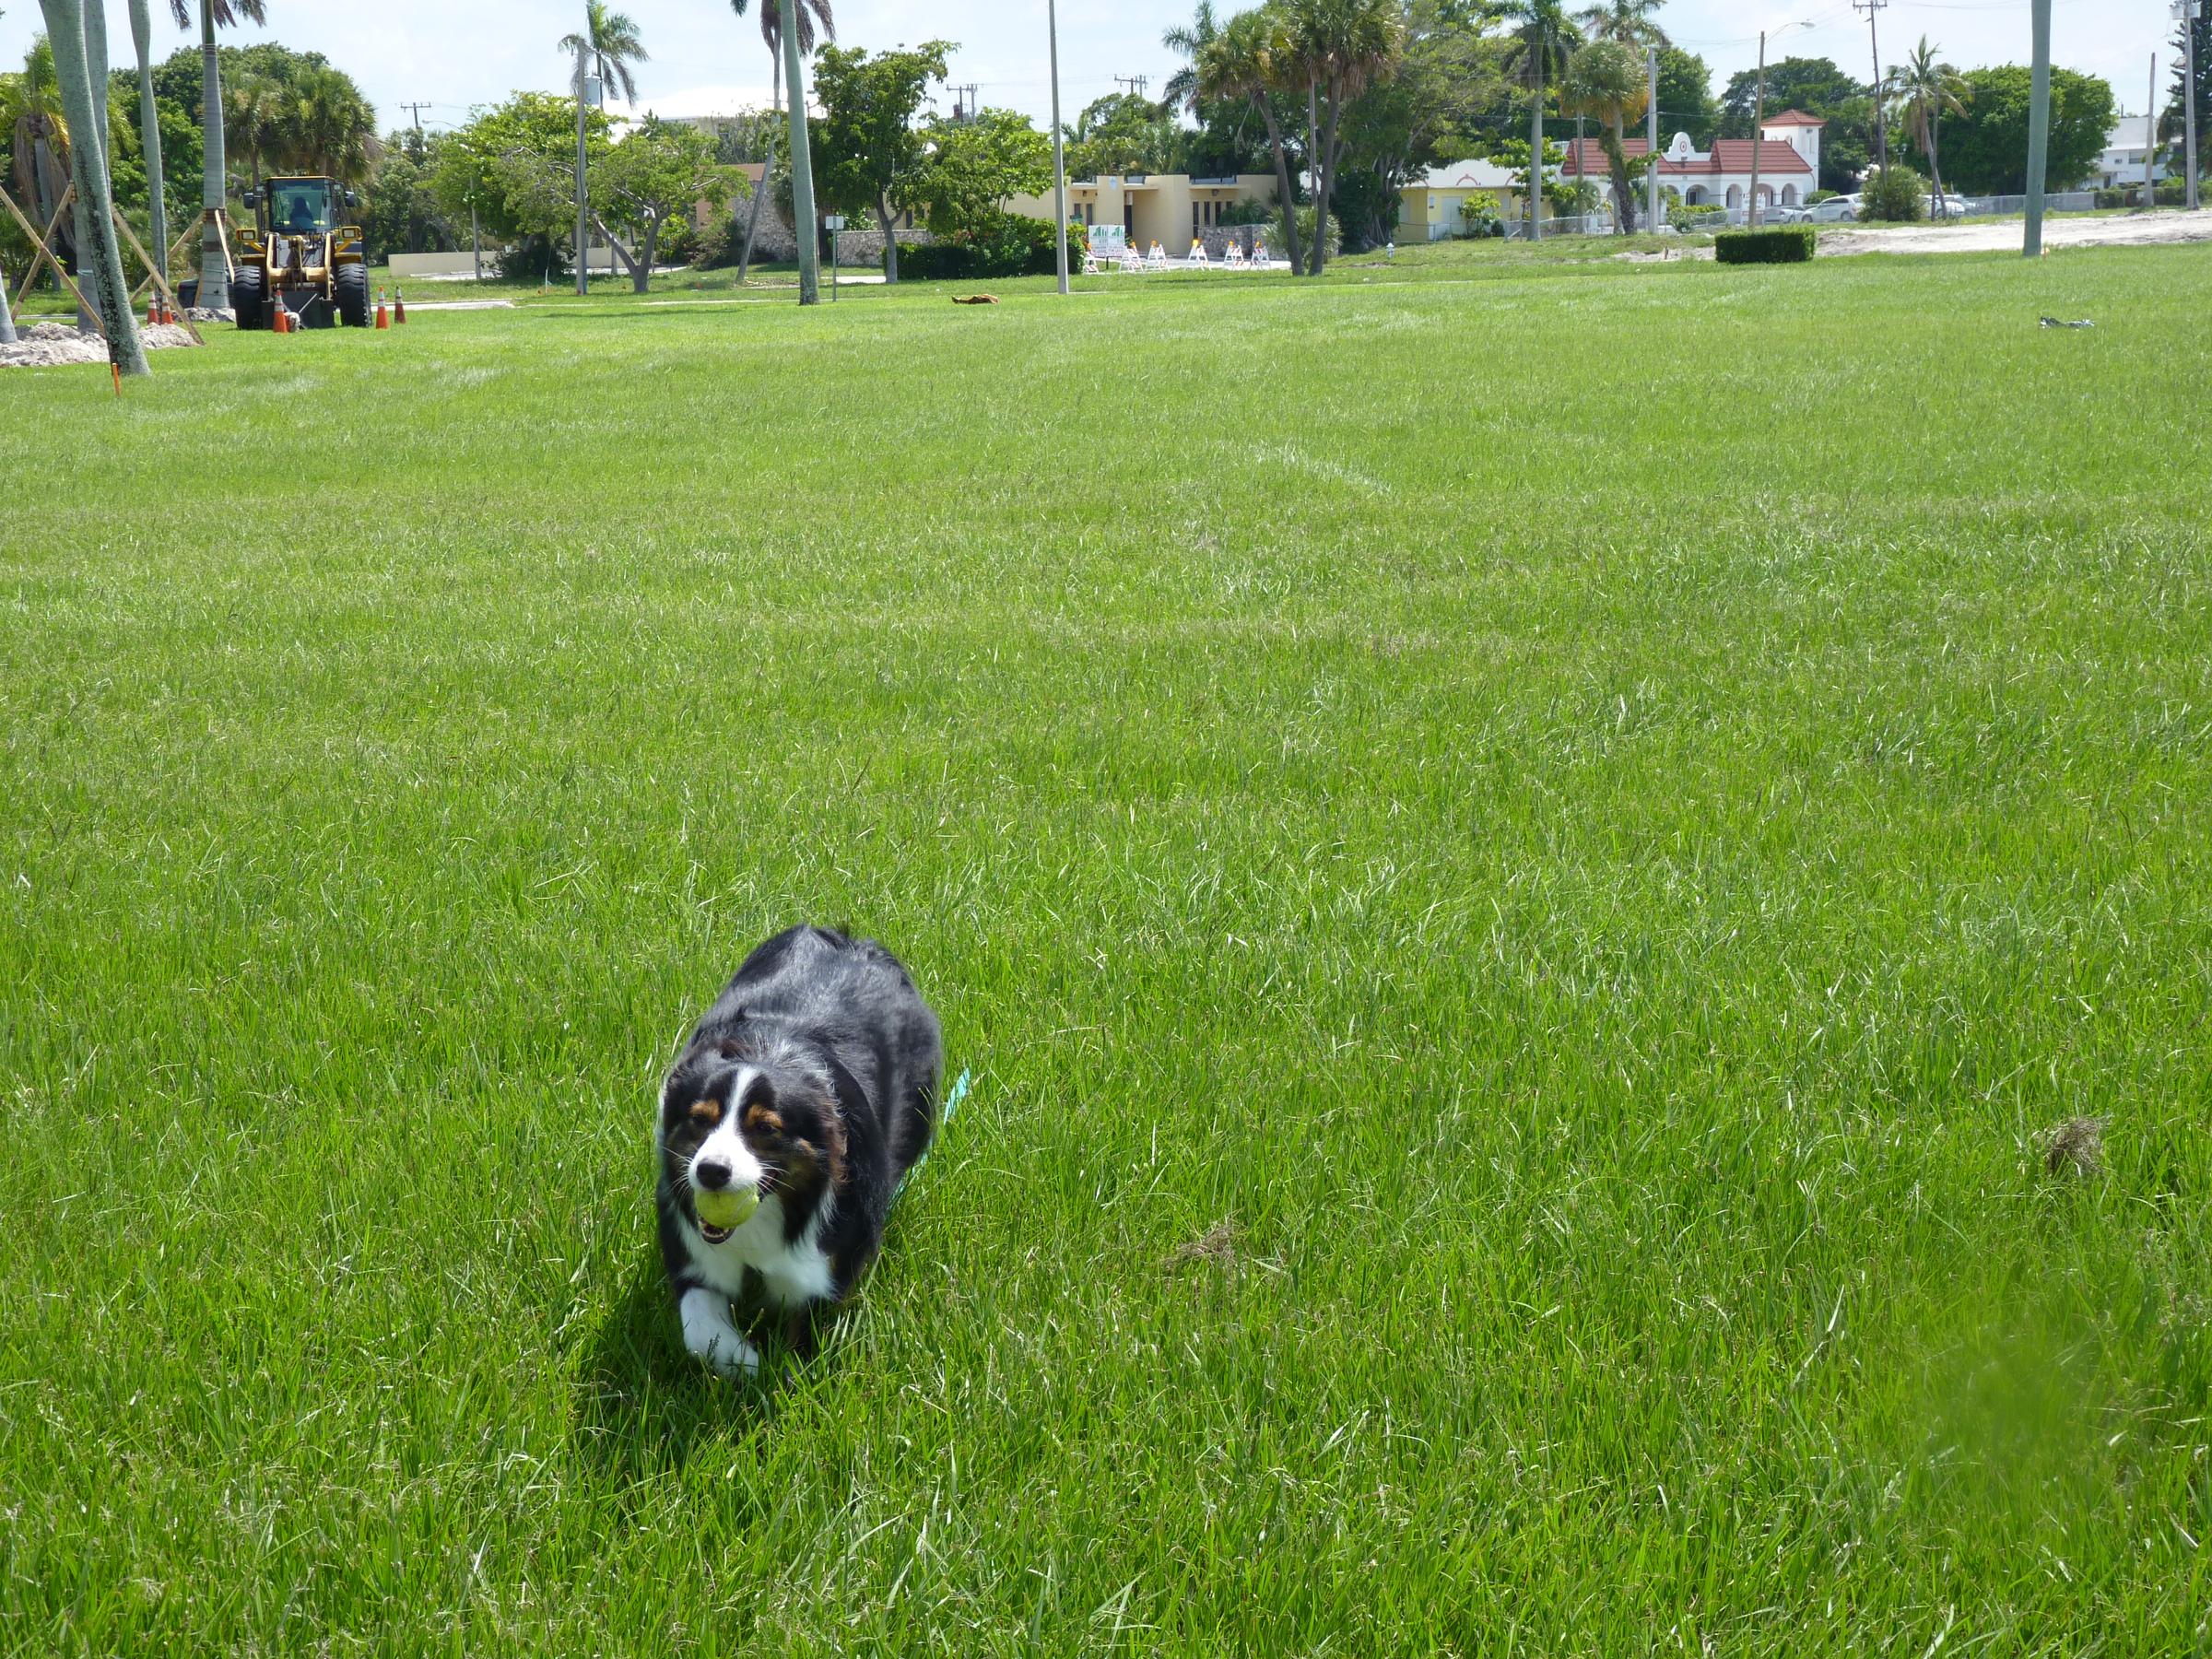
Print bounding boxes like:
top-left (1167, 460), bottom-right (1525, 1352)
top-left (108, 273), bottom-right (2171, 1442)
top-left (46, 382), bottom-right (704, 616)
top-left (1, 319), bottom-right (202, 368)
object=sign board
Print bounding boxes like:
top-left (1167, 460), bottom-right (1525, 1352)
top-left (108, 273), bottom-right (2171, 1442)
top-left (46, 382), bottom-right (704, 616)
top-left (1088, 223), bottom-right (1127, 255)
top-left (823, 215), bottom-right (846, 230)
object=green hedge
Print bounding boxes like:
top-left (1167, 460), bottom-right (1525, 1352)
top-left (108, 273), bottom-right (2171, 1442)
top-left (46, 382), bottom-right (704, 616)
top-left (900, 211), bottom-right (1084, 281)
top-left (1713, 227), bottom-right (1817, 264)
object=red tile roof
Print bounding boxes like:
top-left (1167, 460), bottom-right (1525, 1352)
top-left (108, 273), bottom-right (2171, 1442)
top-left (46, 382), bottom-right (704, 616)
top-left (1559, 135), bottom-right (1813, 177)
top-left (1761, 109), bottom-right (1827, 127)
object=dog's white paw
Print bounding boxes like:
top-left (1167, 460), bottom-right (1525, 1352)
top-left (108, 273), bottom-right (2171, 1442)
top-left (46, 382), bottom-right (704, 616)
top-left (679, 1288), bottom-right (759, 1378)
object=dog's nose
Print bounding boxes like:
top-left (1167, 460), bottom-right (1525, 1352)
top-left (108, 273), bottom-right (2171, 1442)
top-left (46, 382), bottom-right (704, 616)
top-left (695, 1160), bottom-right (731, 1191)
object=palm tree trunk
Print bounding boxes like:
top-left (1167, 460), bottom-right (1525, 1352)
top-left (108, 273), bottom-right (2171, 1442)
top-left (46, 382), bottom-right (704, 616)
top-left (1310, 73), bottom-right (1342, 276)
top-left (41, 0), bottom-right (148, 372)
top-left (1256, 94), bottom-right (1302, 273)
top-left (877, 189), bottom-right (900, 281)
top-left (735, 52), bottom-right (777, 283)
top-left (777, 0), bottom-right (819, 304)
top-left (1607, 115), bottom-right (1633, 231)
top-left (128, 0), bottom-right (167, 271)
top-left (197, 0), bottom-right (229, 310)
top-left (70, 0), bottom-right (109, 330)
top-left (1528, 71), bottom-right (1544, 241)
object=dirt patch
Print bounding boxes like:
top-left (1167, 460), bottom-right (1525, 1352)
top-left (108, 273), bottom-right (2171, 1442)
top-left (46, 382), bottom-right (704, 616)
top-left (1167, 1218), bottom-right (1241, 1274)
top-left (1, 320), bottom-right (201, 369)
top-left (1824, 207), bottom-right (2212, 257)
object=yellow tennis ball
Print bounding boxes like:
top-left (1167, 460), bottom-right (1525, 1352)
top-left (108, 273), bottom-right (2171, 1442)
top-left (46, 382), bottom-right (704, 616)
top-left (695, 1186), bottom-right (759, 1231)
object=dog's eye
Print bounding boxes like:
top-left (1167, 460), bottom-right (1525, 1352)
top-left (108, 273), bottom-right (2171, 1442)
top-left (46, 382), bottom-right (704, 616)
top-left (688, 1097), bottom-right (724, 1124)
top-left (742, 1102), bottom-right (784, 1135)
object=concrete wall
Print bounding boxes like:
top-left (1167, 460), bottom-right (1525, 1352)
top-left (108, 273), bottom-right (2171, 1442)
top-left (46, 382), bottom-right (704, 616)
top-left (387, 247), bottom-right (627, 278)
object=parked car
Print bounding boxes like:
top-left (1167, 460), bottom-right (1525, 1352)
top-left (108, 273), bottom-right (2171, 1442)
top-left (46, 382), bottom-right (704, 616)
top-left (1926, 193), bottom-right (1974, 218)
top-left (1805, 194), bottom-right (1860, 222)
top-left (1767, 205), bottom-right (1813, 223)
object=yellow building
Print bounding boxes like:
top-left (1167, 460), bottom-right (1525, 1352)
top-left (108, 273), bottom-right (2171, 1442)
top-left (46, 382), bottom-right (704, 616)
top-left (1006, 173), bottom-right (1277, 250)
top-left (1396, 159), bottom-right (1534, 241)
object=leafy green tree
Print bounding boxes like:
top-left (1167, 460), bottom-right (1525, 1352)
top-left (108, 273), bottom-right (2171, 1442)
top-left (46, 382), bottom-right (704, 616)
top-left (434, 91), bottom-right (609, 279)
top-left (1287, 0), bottom-right (1404, 273)
top-left (360, 130), bottom-right (454, 258)
top-left (2161, 8), bottom-right (2208, 183)
top-left (1859, 159), bottom-right (1925, 220)
top-left (1498, 0), bottom-right (1580, 237)
top-left (1653, 46), bottom-right (1717, 146)
top-left (1882, 39), bottom-right (1967, 213)
top-left (286, 62), bottom-right (377, 180)
top-left (589, 114), bottom-right (738, 290)
top-left (914, 106), bottom-right (1048, 234)
top-left (808, 39), bottom-right (947, 282)
top-left (1559, 37), bottom-right (1648, 229)
top-left (1063, 91), bottom-right (1180, 179)
top-left (1321, 0), bottom-right (1504, 249)
top-left (1719, 55), bottom-right (1868, 190)
top-left (1936, 65), bottom-right (2114, 194)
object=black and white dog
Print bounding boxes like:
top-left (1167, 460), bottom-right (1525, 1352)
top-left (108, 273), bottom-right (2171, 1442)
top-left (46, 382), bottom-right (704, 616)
top-left (655, 926), bottom-right (943, 1376)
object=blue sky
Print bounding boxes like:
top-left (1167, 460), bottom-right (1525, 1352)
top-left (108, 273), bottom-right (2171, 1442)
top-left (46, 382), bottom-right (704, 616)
top-left (0, 0), bottom-right (2179, 144)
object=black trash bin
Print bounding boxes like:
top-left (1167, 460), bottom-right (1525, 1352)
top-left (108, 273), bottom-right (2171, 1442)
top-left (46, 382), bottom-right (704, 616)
top-left (177, 278), bottom-right (199, 309)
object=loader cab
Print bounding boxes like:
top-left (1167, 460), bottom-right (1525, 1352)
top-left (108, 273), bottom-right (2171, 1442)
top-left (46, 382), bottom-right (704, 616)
top-left (244, 177), bottom-right (360, 236)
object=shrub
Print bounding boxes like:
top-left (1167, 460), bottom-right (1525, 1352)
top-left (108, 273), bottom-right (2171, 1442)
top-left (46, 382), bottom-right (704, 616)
top-left (1218, 197), bottom-right (1276, 228)
top-left (1714, 226), bottom-right (1817, 264)
top-left (1806, 188), bottom-right (1838, 205)
top-left (1668, 203), bottom-right (1727, 232)
top-left (1859, 164), bottom-right (1928, 222)
top-left (1292, 204), bottom-right (1342, 259)
top-left (1457, 191), bottom-right (1501, 237)
top-left (898, 209), bottom-right (1082, 280)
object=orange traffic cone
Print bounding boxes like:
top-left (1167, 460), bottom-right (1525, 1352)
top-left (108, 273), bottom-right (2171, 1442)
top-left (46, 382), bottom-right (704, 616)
top-left (375, 288), bottom-right (390, 329)
top-left (276, 302), bottom-right (294, 335)
top-left (147, 296), bottom-right (161, 327)
top-left (393, 287), bottom-right (406, 324)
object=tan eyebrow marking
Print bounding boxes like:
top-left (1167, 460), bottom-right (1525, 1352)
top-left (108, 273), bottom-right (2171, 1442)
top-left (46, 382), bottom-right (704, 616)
top-left (688, 1097), bottom-right (724, 1124)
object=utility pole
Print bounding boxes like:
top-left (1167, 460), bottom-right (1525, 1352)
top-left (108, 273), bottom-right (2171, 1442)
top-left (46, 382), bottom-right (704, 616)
top-left (1574, 111), bottom-right (1586, 229)
top-left (472, 205), bottom-right (482, 282)
top-left (2147, 55), bottom-right (2160, 206)
top-left (1853, 0), bottom-right (1888, 170)
top-left (1748, 29), bottom-right (1768, 227)
top-left (2025, 0), bottom-right (2052, 253)
top-left (1050, 0), bottom-right (1069, 294)
top-left (2183, 0), bottom-right (2203, 211)
top-left (1114, 75), bottom-right (1149, 100)
top-left (400, 101), bottom-right (432, 141)
top-left (1647, 46), bottom-right (1660, 234)
top-left (574, 42), bottom-right (591, 297)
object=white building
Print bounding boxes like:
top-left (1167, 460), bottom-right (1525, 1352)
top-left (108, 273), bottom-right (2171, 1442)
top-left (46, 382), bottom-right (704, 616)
top-left (2094, 115), bottom-right (2172, 189)
top-left (1560, 111), bottom-right (1825, 214)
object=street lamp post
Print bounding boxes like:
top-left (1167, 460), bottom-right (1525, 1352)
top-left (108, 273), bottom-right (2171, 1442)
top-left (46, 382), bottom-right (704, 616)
top-left (824, 214), bottom-right (844, 300)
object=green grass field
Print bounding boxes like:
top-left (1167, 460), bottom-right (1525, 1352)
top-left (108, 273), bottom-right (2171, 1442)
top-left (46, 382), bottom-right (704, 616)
top-left (4, 246), bottom-right (2209, 1654)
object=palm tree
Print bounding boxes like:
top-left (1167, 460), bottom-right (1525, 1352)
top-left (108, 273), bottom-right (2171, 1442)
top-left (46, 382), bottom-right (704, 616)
top-left (1882, 38), bottom-right (1968, 216)
top-left (288, 63), bottom-right (378, 180)
top-left (559, 0), bottom-right (649, 106)
top-left (1499, 0), bottom-right (1580, 240)
top-left (6, 37), bottom-right (72, 247)
top-left (35, 0), bottom-right (147, 370)
top-left (1575, 0), bottom-right (1666, 51)
top-left (222, 74), bottom-right (282, 190)
top-left (1559, 38), bottom-right (1647, 230)
top-left (728, 0), bottom-right (833, 282)
top-left (1287, 0), bottom-right (1402, 273)
top-left (188, 0), bottom-right (266, 312)
top-left (1193, 5), bottom-right (1301, 272)
top-left (1161, 0), bottom-right (1222, 111)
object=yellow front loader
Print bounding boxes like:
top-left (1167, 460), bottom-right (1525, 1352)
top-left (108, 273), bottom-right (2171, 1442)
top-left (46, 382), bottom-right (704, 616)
top-left (231, 176), bottom-right (371, 330)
